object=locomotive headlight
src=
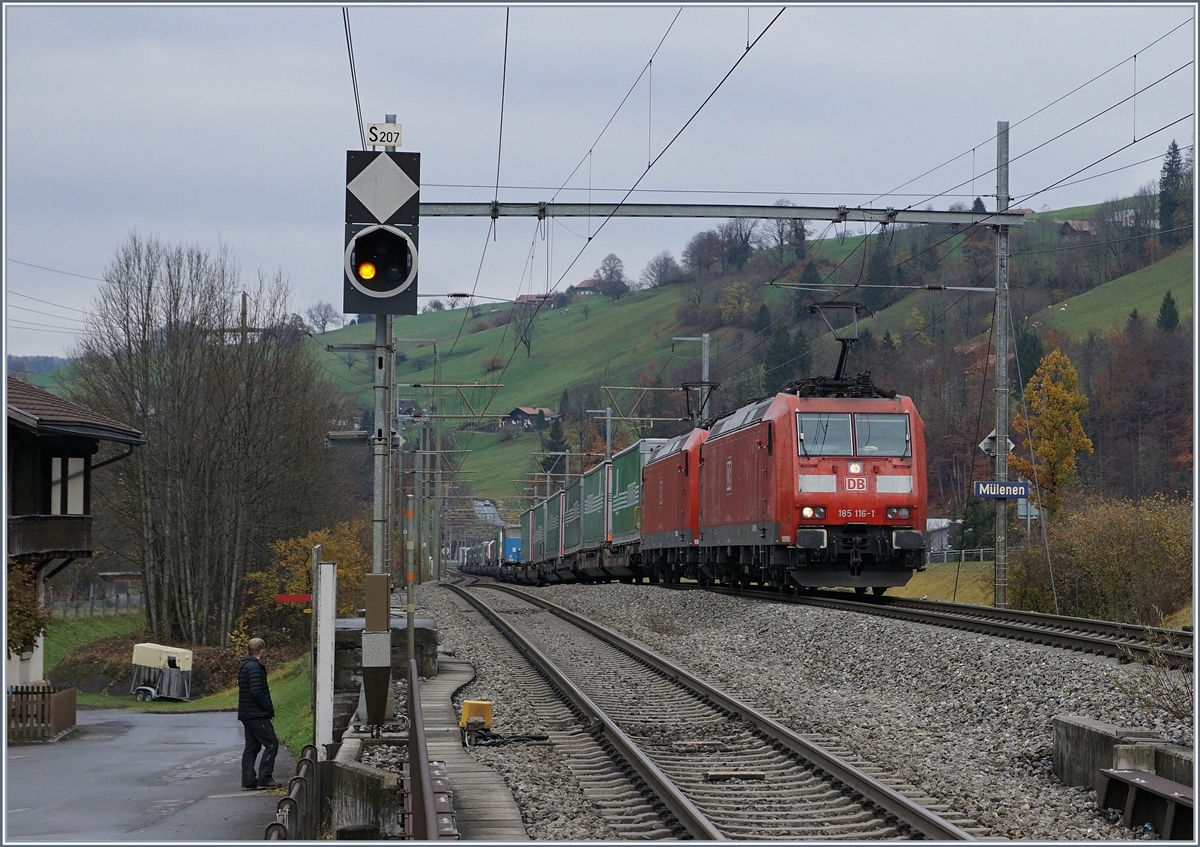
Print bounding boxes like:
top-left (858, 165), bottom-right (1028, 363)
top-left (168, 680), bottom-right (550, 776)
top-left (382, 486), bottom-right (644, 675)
top-left (801, 506), bottom-right (826, 519)
top-left (886, 507), bottom-right (912, 519)
top-left (848, 461), bottom-right (864, 474)
top-left (899, 507), bottom-right (910, 518)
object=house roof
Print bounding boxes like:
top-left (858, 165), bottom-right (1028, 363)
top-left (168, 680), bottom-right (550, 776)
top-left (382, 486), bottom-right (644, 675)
top-left (514, 293), bottom-right (552, 304)
top-left (1061, 220), bottom-right (1095, 232)
top-left (508, 406), bottom-right (558, 417)
top-left (574, 278), bottom-right (600, 290)
top-left (7, 376), bottom-right (146, 445)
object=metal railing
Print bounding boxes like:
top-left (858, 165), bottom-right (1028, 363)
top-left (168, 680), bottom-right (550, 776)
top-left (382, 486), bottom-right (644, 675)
top-left (926, 548), bottom-right (995, 564)
top-left (47, 594), bottom-right (144, 619)
top-left (406, 658), bottom-right (441, 840)
top-left (265, 745), bottom-right (322, 840)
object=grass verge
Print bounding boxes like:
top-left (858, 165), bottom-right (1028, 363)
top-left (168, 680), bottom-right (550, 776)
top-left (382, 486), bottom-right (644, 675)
top-left (76, 656), bottom-right (314, 755)
top-left (42, 611), bottom-right (146, 674)
top-left (887, 560), bottom-right (994, 605)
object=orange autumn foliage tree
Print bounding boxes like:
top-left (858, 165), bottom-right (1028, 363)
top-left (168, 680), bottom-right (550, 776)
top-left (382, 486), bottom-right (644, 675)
top-left (1010, 350), bottom-right (1093, 518)
top-left (229, 519), bottom-right (371, 649)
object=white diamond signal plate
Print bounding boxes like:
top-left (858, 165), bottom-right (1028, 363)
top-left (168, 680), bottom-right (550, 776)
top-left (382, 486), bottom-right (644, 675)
top-left (347, 154), bottom-right (419, 224)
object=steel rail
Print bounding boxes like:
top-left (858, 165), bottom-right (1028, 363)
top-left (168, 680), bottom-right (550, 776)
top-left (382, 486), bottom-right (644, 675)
top-left (706, 586), bottom-right (1193, 664)
top-left (482, 583), bottom-right (976, 841)
top-left (444, 582), bottom-right (723, 840)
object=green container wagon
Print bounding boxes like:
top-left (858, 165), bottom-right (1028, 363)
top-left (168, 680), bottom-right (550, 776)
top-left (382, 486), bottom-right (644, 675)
top-left (581, 460), bottom-right (608, 548)
top-left (610, 439), bottom-right (666, 546)
top-left (563, 479), bottom-right (582, 554)
top-left (546, 491), bottom-right (563, 560)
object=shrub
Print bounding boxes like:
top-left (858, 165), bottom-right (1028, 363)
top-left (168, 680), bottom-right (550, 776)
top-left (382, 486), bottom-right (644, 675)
top-left (470, 320), bottom-right (490, 334)
top-left (492, 310), bottom-right (512, 328)
top-left (6, 561), bottom-right (48, 657)
top-left (1009, 494), bottom-right (1191, 624)
top-left (483, 355), bottom-right (504, 372)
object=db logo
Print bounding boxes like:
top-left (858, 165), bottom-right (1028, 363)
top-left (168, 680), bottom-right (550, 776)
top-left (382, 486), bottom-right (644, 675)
top-left (845, 476), bottom-right (868, 492)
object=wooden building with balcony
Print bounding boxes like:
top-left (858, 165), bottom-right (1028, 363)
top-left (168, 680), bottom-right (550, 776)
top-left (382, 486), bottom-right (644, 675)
top-left (6, 376), bottom-right (144, 685)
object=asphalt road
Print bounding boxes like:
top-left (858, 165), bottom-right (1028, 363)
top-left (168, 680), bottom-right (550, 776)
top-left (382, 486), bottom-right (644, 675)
top-left (5, 707), bottom-right (296, 841)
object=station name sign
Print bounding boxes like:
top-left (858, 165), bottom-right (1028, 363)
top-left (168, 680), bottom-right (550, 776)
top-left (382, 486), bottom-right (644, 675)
top-left (973, 480), bottom-right (1030, 499)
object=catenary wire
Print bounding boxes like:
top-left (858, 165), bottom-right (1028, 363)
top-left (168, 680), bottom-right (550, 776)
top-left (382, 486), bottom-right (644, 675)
top-left (868, 17), bottom-right (1192, 208)
top-left (343, 7), bottom-right (366, 151)
top-left (474, 7), bottom-right (787, 425)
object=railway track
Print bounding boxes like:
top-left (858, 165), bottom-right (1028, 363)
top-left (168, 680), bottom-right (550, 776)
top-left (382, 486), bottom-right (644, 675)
top-left (446, 579), bottom-right (979, 840)
top-left (684, 585), bottom-right (1193, 665)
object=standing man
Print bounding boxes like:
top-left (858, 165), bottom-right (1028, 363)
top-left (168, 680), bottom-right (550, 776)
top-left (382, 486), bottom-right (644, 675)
top-left (238, 637), bottom-right (281, 790)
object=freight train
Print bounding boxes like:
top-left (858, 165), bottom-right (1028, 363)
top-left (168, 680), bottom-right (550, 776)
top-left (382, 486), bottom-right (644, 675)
top-left (464, 311), bottom-right (928, 594)
top-left (465, 388), bottom-right (927, 594)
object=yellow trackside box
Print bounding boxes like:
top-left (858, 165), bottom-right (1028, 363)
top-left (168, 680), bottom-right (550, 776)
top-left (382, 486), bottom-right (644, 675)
top-left (459, 700), bottom-right (493, 729)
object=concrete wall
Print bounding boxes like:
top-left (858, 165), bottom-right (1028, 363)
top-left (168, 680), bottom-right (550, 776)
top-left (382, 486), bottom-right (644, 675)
top-left (333, 617), bottom-right (438, 735)
top-left (1052, 714), bottom-right (1193, 793)
top-left (331, 738), bottom-right (402, 839)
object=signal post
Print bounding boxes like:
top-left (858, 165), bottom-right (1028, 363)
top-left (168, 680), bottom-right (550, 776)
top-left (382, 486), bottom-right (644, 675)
top-left (339, 115), bottom-right (421, 727)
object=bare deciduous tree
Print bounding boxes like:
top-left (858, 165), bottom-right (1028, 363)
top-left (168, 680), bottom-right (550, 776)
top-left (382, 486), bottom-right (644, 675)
top-left (511, 301), bottom-right (540, 357)
top-left (640, 250), bottom-right (682, 288)
top-left (71, 233), bottom-right (354, 646)
top-left (305, 301), bottom-right (342, 334)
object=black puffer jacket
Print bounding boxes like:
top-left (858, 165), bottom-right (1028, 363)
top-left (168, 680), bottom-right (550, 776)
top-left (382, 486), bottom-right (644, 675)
top-left (237, 656), bottom-right (274, 721)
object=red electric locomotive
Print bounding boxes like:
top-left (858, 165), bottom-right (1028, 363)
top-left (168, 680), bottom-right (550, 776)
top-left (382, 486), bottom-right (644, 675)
top-left (690, 387), bottom-right (926, 592)
top-left (649, 302), bottom-right (928, 593)
top-left (642, 427), bottom-right (708, 570)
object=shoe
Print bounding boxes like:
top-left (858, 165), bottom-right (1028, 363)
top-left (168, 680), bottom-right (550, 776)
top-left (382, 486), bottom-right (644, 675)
top-left (241, 785), bottom-right (258, 791)
top-left (257, 780), bottom-right (283, 789)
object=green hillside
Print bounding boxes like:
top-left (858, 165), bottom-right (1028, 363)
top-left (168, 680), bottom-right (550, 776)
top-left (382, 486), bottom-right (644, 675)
top-left (1036, 244), bottom-right (1193, 338)
top-left (20, 216), bottom-right (1192, 509)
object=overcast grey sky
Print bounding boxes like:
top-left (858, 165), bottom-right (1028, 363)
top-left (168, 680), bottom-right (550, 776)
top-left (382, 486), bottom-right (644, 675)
top-left (4, 3), bottom-right (1195, 359)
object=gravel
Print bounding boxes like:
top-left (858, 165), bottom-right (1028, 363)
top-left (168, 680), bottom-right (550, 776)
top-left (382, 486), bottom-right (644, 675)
top-left (386, 580), bottom-right (1192, 840)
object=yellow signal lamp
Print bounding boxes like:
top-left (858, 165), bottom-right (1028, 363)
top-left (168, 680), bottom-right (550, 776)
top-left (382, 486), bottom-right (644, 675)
top-left (357, 261), bottom-right (377, 281)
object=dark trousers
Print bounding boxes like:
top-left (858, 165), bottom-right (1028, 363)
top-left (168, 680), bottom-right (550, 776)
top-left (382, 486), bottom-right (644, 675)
top-left (240, 717), bottom-right (279, 787)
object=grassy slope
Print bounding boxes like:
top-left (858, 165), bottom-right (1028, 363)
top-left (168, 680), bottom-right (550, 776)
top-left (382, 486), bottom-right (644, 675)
top-left (41, 611), bottom-right (146, 673)
top-left (1036, 243), bottom-right (1193, 338)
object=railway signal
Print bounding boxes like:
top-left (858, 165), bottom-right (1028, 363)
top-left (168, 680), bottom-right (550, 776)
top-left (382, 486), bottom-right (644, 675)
top-left (344, 150), bottom-right (420, 314)
top-left (344, 223), bottom-right (419, 312)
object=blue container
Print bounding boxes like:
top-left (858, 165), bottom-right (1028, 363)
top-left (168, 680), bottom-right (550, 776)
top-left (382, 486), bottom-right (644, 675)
top-left (504, 536), bottom-right (522, 563)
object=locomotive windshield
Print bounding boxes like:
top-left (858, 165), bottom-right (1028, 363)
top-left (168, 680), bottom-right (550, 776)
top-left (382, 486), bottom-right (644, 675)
top-left (797, 413), bottom-right (853, 455)
top-left (797, 412), bottom-right (910, 457)
top-left (855, 413), bottom-right (910, 457)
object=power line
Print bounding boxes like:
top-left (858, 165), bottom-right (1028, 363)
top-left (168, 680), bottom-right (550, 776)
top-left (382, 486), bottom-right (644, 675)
top-left (6, 288), bottom-right (92, 314)
top-left (869, 16), bottom-right (1193, 208)
top-left (7, 304), bottom-right (87, 324)
top-left (550, 8), bottom-right (683, 203)
top-left (475, 7), bottom-right (788, 426)
top-left (6, 258), bottom-right (106, 283)
top-left (494, 7), bottom-right (510, 205)
top-left (7, 319), bottom-right (83, 335)
top-left (342, 7), bottom-right (366, 150)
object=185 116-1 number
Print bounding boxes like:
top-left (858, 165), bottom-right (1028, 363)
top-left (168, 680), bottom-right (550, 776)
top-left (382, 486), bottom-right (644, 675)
top-left (838, 509), bottom-right (875, 518)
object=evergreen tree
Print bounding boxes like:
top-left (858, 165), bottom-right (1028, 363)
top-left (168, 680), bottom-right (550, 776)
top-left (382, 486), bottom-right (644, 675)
top-left (950, 495), bottom-right (994, 549)
top-left (971, 196), bottom-right (987, 213)
top-left (1015, 325), bottom-right (1044, 395)
top-left (1158, 140), bottom-right (1186, 246)
top-left (539, 418), bottom-right (569, 476)
top-left (1125, 308), bottom-right (1147, 341)
top-left (793, 263), bottom-right (822, 318)
top-left (763, 324), bottom-right (797, 394)
top-left (1156, 290), bottom-right (1180, 331)
top-left (753, 303), bottom-right (772, 336)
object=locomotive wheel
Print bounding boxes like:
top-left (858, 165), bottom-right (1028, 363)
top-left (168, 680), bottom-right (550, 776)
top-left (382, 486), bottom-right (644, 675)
top-left (872, 586), bottom-right (888, 596)
top-left (854, 586), bottom-right (867, 595)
